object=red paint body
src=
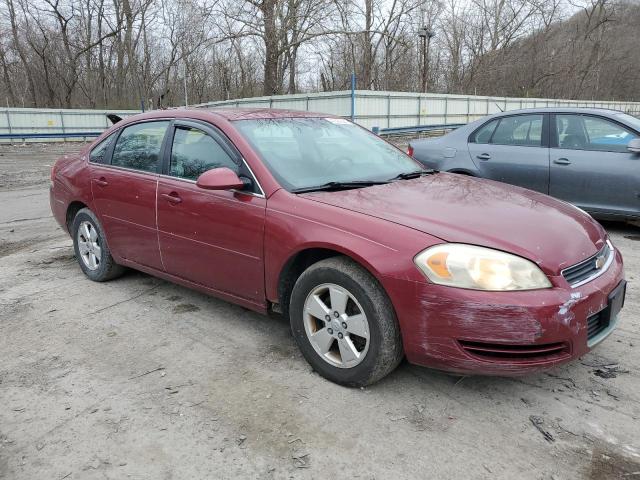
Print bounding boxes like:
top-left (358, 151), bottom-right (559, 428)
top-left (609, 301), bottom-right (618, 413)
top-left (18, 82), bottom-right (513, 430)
top-left (50, 109), bottom-right (626, 375)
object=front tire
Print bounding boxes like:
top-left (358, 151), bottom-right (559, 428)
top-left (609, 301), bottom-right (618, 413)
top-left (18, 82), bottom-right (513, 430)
top-left (71, 208), bottom-right (124, 282)
top-left (289, 257), bottom-right (403, 387)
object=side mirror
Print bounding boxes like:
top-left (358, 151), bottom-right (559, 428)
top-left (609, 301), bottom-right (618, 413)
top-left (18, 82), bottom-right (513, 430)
top-left (628, 138), bottom-right (640, 154)
top-left (196, 168), bottom-right (245, 190)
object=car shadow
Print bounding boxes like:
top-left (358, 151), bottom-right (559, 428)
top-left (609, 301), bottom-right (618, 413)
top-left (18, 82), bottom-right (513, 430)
top-left (599, 219), bottom-right (640, 238)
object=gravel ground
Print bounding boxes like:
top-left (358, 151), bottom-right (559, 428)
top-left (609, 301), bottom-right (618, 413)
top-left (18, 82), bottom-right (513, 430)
top-left (1, 144), bottom-right (639, 480)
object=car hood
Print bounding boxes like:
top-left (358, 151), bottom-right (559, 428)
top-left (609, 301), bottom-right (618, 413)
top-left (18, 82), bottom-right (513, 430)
top-left (301, 173), bottom-right (606, 274)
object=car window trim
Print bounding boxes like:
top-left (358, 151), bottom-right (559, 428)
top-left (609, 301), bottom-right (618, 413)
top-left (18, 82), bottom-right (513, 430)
top-left (163, 119), bottom-right (265, 197)
top-left (550, 113), bottom-right (639, 152)
top-left (89, 118), bottom-right (174, 174)
top-left (157, 172), bottom-right (265, 199)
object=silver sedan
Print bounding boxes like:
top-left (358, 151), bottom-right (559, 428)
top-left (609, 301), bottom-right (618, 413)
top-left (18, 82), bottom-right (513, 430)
top-left (409, 108), bottom-right (640, 220)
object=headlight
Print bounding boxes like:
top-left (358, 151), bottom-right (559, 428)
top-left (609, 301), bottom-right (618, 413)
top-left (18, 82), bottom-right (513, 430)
top-left (414, 244), bottom-right (552, 291)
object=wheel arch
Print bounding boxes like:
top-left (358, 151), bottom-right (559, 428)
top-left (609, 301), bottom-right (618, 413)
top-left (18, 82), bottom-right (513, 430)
top-left (276, 244), bottom-right (383, 316)
top-left (65, 201), bottom-right (89, 233)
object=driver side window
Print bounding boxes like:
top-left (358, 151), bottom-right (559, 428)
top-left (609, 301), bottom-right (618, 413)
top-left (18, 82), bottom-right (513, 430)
top-left (556, 114), bottom-right (637, 153)
top-left (170, 126), bottom-right (238, 180)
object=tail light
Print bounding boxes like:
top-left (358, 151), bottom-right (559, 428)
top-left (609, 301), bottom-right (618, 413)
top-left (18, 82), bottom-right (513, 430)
top-left (407, 145), bottom-right (414, 157)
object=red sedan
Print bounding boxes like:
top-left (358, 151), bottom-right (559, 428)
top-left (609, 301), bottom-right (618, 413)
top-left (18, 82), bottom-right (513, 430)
top-left (50, 109), bottom-right (626, 386)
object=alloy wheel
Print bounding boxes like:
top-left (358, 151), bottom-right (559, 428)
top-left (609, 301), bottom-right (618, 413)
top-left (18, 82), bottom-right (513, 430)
top-left (303, 283), bottom-right (370, 368)
top-left (77, 221), bottom-right (101, 271)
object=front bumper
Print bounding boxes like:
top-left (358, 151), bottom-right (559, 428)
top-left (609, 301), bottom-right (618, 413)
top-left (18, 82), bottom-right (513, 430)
top-left (383, 247), bottom-right (625, 375)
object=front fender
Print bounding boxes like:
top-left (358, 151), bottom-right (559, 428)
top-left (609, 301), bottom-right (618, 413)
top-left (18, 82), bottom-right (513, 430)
top-left (264, 191), bottom-right (440, 302)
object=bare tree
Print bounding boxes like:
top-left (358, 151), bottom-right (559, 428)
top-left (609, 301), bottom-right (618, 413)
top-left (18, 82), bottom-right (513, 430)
top-left (0, 0), bottom-right (637, 108)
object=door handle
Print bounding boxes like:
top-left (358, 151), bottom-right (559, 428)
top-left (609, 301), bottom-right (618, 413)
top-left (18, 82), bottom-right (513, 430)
top-left (554, 158), bottom-right (572, 165)
top-left (93, 177), bottom-right (108, 187)
top-left (161, 192), bottom-right (182, 204)
top-left (476, 153), bottom-right (491, 161)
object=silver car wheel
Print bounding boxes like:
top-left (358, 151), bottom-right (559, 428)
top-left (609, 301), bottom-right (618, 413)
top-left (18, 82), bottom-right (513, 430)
top-left (77, 220), bottom-right (101, 271)
top-left (303, 283), bottom-right (370, 369)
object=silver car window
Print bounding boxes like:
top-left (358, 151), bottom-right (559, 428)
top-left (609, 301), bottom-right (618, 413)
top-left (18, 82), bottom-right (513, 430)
top-left (556, 115), bottom-right (637, 153)
top-left (490, 115), bottom-right (543, 147)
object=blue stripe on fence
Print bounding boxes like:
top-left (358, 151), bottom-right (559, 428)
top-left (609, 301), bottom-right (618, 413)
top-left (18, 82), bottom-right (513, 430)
top-left (0, 132), bottom-right (102, 140)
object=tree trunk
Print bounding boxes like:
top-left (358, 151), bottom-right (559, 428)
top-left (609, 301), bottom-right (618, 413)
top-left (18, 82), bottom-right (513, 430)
top-left (361, 0), bottom-right (373, 89)
top-left (6, 0), bottom-right (37, 106)
top-left (0, 46), bottom-right (17, 106)
top-left (262, 0), bottom-right (279, 95)
top-left (287, 47), bottom-right (298, 93)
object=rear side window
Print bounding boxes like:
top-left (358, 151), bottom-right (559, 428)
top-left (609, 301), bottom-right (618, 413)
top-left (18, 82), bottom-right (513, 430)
top-left (89, 134), bottom-right (115, 164)
top-left (490, 115), bottom-right (543, 146)
top-left (472, 119), bottom-right (499, 144)
top-left (111, 121), bottom-right (170, 173)
top-left (169, 126), bottom-right (238, 180)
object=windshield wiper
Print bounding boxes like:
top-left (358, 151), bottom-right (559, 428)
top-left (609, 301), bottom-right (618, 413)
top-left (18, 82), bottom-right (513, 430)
top-left (291, 180), bottom-right (388, 194)
top-left (388, 169), bottom-right (437, 181)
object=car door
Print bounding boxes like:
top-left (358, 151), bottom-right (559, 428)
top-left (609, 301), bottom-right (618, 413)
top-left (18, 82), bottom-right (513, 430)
top-left (549, 114), bottom-right (640, 216)
top-left (90, 120), bottom-right (170, 270)
top-left (467, 113), bottom-right (550, 193)
top-left (156, 120), bottom-right (266, 303)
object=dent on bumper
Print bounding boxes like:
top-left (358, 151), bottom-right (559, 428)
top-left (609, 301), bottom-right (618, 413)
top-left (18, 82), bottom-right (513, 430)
top-left (383, 249), bottom-right (625, 375)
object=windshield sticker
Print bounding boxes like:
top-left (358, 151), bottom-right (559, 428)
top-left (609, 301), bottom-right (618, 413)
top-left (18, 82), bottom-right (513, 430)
top-left (325, 117), bottom-right (353, 125)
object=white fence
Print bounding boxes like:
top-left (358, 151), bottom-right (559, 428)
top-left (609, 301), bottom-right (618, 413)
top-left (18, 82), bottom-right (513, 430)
top-left (1, 91), bottom-right (639, 143)
top-left (196, 90), bottom-right (640, 130)
top-left (0, 107), bottom-right (139, 142)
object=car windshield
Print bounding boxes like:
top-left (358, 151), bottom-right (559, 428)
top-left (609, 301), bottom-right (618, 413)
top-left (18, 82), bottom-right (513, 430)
top-left (234, 117), bottom-right (421, 191)
top-left (614, 112), bottom-right (640, 132)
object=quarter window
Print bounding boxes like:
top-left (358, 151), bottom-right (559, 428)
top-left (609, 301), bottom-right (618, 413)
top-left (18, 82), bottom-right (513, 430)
top-left (490, 115), bottom-right (543, 147)
top-left (472, 119), bottom-right (499, 144)
top-left (111, 121), bottom-right (169, 173)
top-left (169, 126), bottom-right (238, 180)
top-left (556, 114), bottom-right (637, 153)
top-left (89, 134), bottom-right (115, 164)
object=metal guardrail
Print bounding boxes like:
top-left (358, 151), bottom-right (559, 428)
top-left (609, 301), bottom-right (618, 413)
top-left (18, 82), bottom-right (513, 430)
top-left (0, 123), bottom-right (463, 143)
top-left (197, 90), bottom-right (640, 130)
top-left (0, 132), bottom-right (102, 142)
top-left (374, 123), bottom-right (465, 136)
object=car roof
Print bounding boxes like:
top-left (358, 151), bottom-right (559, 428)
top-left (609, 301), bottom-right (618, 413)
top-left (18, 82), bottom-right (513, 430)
top-left (113, 107), bottom-right (336, 128)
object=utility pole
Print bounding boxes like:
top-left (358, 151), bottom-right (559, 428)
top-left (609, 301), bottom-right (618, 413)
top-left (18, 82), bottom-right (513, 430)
top-left (418, 27), bottom-right (435, 93)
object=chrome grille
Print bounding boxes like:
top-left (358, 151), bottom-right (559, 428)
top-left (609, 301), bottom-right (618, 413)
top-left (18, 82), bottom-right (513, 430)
top-left (562, 243), bottom-right (612, 287)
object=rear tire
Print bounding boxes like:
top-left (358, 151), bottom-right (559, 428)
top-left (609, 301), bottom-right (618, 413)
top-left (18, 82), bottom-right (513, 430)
top-left (71, 208), bottom-right (125, 282)
top-left (289, 257), bottom-right (403, 387)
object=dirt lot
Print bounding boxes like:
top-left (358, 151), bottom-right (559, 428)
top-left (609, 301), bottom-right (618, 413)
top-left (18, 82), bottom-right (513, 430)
top-left (1, 143), bottom-right (639, 480)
